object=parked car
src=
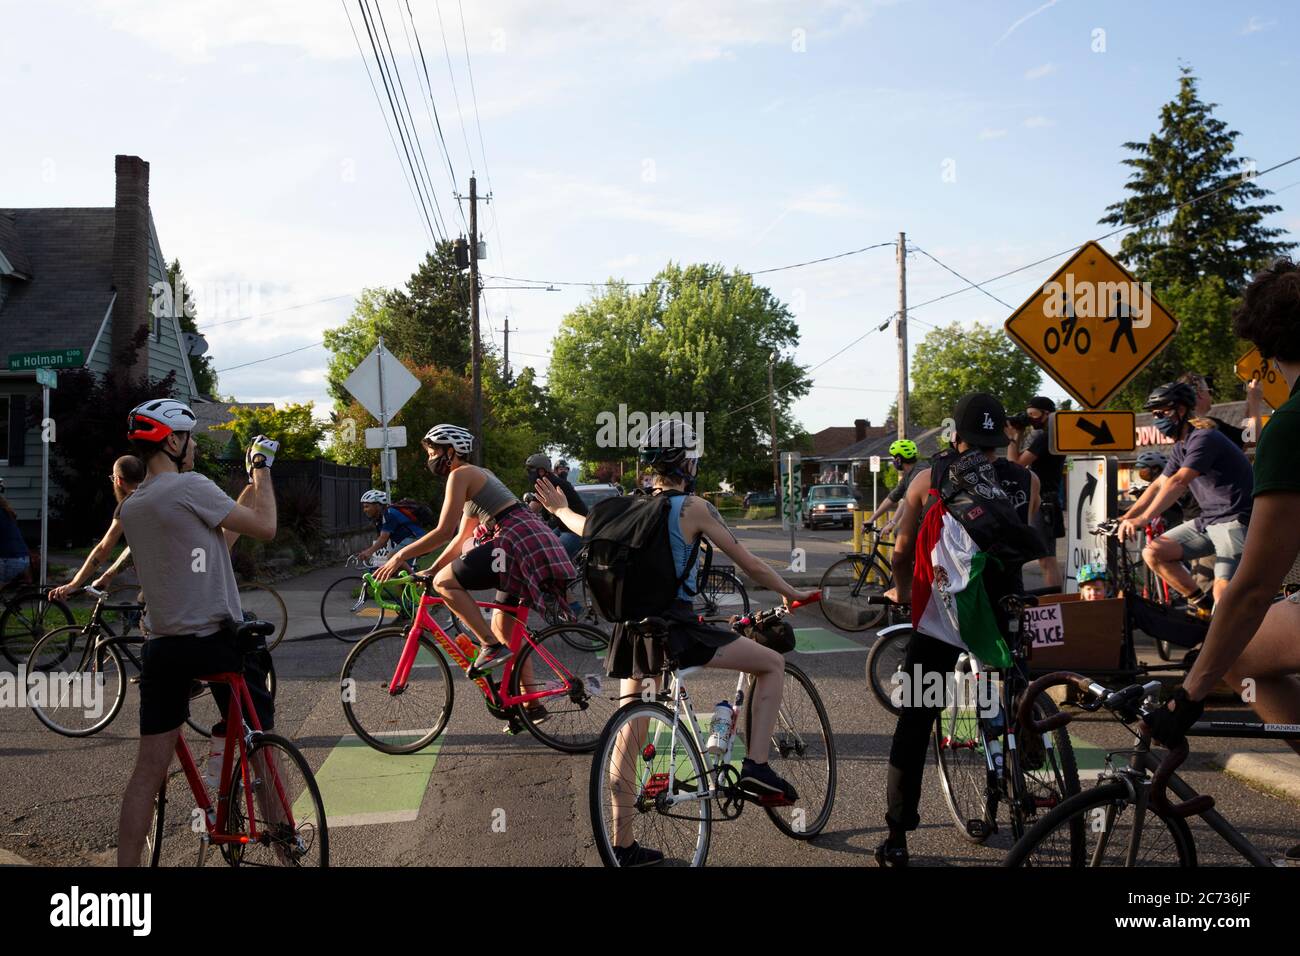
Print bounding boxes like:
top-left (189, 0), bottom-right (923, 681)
top-left (802, 484), bottom-right (857, 530)
top-left (574, 482), bottom-right (622, 510)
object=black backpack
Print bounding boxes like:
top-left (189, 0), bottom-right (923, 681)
top-left (582, 491), bottom-right (711, 622)
top-left (931, 448), bottom-right (1046, 567)
top-left (394, 498), bottom-right (435, 529)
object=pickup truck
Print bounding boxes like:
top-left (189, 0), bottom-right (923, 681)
top-left (802, 484), bottom-right (858, 530)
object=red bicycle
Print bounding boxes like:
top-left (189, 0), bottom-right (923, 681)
top-left (339, 572), bottom-right (616, 755)
top-left (147, 621), bottom-right (328, 866)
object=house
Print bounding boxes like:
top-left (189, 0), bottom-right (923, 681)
top-left (0, 155), bottom-right (198, 522)
top-left (803, 418), bottom-right (894, 482)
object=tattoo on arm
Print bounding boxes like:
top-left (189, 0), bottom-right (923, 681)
top-left (693, 498), bottom-right (739, 544)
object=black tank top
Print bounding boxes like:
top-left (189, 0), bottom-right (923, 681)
top-left (993, 458), bottom-right (1033, 525)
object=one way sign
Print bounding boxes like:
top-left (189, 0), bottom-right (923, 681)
top-left (1050, 410), bottom-right (1136, 455)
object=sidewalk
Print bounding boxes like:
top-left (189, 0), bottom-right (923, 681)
top-left (0, 848), bottom-right (31, 866)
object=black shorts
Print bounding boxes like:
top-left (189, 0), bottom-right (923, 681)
top-left (604, 602), bottom-right (737, 679)
top-left (450, 540), bottom-right (520, 605)
top-left (138, 633), bottom-right (275, 736)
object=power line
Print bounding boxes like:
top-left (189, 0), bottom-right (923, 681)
top-left (341, 0), bottom-right (435, 250)
top-left (215, 340), bottom-right (325, 373)
top-left (909, 244), bottom-right (1014, 310)
top-left (200, 293), bottom-right (357, 331)
top-left (433, 0), bottom-right (476, 175)
top-left (404, 0), bottom-right (470, 233)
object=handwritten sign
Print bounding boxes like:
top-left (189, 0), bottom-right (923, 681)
top-left (1027, 604), bottom-right (1065, 648)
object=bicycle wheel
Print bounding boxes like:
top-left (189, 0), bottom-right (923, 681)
top-left (589, 700), bottom-right (712, 867)
top-left (26, 626), bottom-right (126, 736)
top-left (691, 568), bottom-right (750, 619)
top-left (239, 583), bottom-right (288, 651)
top-left (0, 592), bottom-right (74, 667)
top-left (744, 661), bottom-right (836, 839)
top-left (222, 733), bottom-right (328, 867)
top-left (320, 575), bottom-right (387, 643)
top-left (865, 627), bottom-right (911, 716)
top-left (1004, 779), bottom-right (1197, 867)
top-left (1009, 695), bottom-right (1081, 843)
top-left (818, 556), bottom-right (888, 632)
top-left (340, 625), bottom-right (453, 754)
top-left (146, 780), bottom-right (167, 867)
top-left (510, 623), bottom-right (617, 753)
top-left (933, 658), bottom-right (995, 843)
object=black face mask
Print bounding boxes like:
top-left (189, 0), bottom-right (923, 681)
top-left (1028, 414), bottom-right (1046, 430)
top-left (428, 453), bottom-right (453, 478)
top-left (526, 467), bottom-right (545, 484)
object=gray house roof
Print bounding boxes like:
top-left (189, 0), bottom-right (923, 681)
top-left (821, 424), bottom-right (948, 464)
top-left (0, 212), bottom-right (33, 277)
top-left (0, 208), bottom-right (117, 363)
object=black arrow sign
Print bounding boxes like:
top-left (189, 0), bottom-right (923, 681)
top-left (1076, 417), bottom-right (1115, 446)
top-left (1076, 471), bottom-right (1097, 532)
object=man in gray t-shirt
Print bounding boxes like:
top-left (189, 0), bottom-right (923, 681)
top-left (115, 398), bottom-right (278, 867)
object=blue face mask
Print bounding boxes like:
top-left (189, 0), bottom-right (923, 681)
top-left (1153, 413), bottom-right (1181, 437)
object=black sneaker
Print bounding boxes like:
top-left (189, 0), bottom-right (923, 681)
top-left (738, 758), bottom-right (798, 803)
top-left (613, 841), bottom-right (664, 867)
top-left (874, 838), bottom-right (909, 868)
top-left (521, 703), bottom-right (551, 726)
top-left (469, 643), bottom-right (512, 675)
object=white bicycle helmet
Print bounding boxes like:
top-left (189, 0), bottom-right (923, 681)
top-left (126, 399), bottom-right (198, 442)
top-left (422, 423), bottom-right (475, 456)
top-left (360, 490), bottom-right (390, 505)
top-left (639, 418), bottom-right (700, 479)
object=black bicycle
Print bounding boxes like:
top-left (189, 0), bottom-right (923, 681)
top-left (0, 581), bottom-right (74, 668)
top-left (1007, 671), bottom-right (1299, 867)
top-left (818, 526), bottom-right (893, 632)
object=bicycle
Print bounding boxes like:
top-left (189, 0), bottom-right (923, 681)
top-left (339, 571), bottom-right (616, 754)
top-left (818, 526), bottom-right (893, 632)
top-left (320, 555), bottom-right (459, 643)
top-left (26, 585), bottom-right (276, 738)
top-left (863, 597), bottom-right (913, 716)
top-left (236, 581), bottom-right (288, 651)
top-left (1006, 670), bottom-right (1298, 867)
top-left (691, 565), bottom-right (750, 619)
top-left (588, 596), bottom-right (836, 867)
top-left (145, 619), bottom-right (327, 867)
top-left (0, 581), bottom-right (74, 668)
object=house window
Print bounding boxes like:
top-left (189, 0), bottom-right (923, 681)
top-left (0, 394), bottom-right (9, 466)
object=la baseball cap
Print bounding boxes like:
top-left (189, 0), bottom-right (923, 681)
top-left (953, 392), bottom-right (1007, 449)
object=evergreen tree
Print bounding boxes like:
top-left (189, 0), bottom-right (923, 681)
top-left (167, 259), bottom-right (220, 397)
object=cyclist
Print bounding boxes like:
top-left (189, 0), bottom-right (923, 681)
top-left (373, 424), bottom-right (575, 676)
top-left (115, 398), bottom-right (279, 867)
top-left (356, 490), bottom-right (425, 566)
top-left (525, 453), bottom-right (587, 560)
top-left (535, 418), bottom-right (816, 866)
top-left (865, 439), bottom-right (921, 534)
top-left (1077, 563), bottom-right (1108, 601)
top-left (879, 392), bottom-right (1041, 867)
top-left (49, 455), bottom-right (146, 601)
top-left (1119, 381), bottom-right (1255, 618)
top-left (0, 479), bottom-right (30, 588)
top-left (1144, 259), bottom-right (1300, 776)
top-left (553, 459), bottom-right (572, 483)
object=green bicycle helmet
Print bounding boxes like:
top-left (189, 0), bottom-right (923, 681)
top-left (1077, 563), bottom-right (1108, 584)
top-left (889, 439), bottom-right (918, 460)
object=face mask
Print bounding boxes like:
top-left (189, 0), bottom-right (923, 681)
top-left (1028, 414), bottom-right (1046, 429)
top-left (428, 454), bottom-right (452, 478)
top-left (1153, 414), bottom-right (1181, 437)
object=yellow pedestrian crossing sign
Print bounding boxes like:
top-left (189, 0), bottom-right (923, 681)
top-left (1004, 241), bottom-right (1179, 409)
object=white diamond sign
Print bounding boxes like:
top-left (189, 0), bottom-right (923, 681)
top-left (343, 345), bottom-right (420, 425)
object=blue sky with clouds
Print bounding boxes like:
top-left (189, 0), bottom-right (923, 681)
top-left (3, 0), bottom-right (1297, 437)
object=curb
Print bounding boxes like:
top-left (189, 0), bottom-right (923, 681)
top-left (0, 847), bottom-right (32, 867)
top-left (1210, 750), bottom-right (1300, 804)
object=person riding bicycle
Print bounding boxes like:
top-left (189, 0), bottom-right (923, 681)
top-left (0, 478), bottom-right (32, 588)
top-left (1142, 261), bottom-right (1300, 866)
top-left (114, 399), bottom-right (279, 867)
top-left (49, 455), bottom-right (146, 601)
top-left (865, 439), bottom-right (921, 534)
top-left (1076, 563), bottom-right (1108, 602)
top-left (878, 392), bottom-right (1043, 867)
top-left (373, 424), bottom-right (575, 677)
top-left (524, 453), bottom-right (587, 561)
top-left (1119, 381), bottom-right (1255, 618)
top-left (1128, 451), bottom-right (1191, 529)
top-left (356, 490), bottom-right (425, 566)
top-left (534, 418), bottom-right (816, 866)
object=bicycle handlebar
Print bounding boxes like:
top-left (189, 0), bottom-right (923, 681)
top-left (1015, 671), bottom-right (1216, 819)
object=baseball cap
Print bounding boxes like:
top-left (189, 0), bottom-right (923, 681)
top-left (525, 453), bottom-right (551, 471)
top-left (953, 392), bottom-right (1007, 449)
top-left (1028, 395), bottom-right (1056, 413)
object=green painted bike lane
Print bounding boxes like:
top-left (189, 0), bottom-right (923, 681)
top-left (296, 735), bottom-right (443, 827)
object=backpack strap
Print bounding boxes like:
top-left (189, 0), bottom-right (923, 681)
top-left (662, 490), bottom-right (710, 596)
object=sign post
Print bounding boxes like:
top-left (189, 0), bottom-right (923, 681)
top-left (34, 368), bottom-right (58, 586)
top-left (869, 455), bottom-right (881, 516)
top-left (343, 338), bottom-right (421, 498)
top-left (780, 452), bottom-right (801, 553)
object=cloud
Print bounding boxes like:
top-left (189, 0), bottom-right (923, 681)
top-left (1023, 115), bottom-right (1054, 128)
top-left (995, 0), bottom-right (1060, 46)
top-left (1024, 62), bottom-right (1055, 80)
top-left (1241, 15), bottom-right (1275, 35)
top-left (979, 127), bottom-right (1008, 140)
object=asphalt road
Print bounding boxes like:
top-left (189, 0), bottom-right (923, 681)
top-left (2, 565), bottom-right (1297, 867)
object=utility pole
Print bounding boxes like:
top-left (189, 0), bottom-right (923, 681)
top-left (502, 316), bottom-right (510, 386)
top-left (768, 352), bottom-right (780, 496)
top-left (469, 175), bottom-right (483, 464)
top-left (896, 231), bottom-right (908, 441)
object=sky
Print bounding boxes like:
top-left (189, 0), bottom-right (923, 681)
top-left (2, 0), bottom-right (1298, 441)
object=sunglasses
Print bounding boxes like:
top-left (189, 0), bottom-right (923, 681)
top-left (1152, 407), bottom-right (1176, 418)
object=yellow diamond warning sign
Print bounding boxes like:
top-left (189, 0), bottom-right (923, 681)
top-left (1050, 410), bottom-right (1136, 455)
top-left (1004, 241), bottom-right (1178, 409)
top-left (1234, 346), bottom-right (1292, 412)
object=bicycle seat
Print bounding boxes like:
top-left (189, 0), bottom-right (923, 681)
top-left (627, 616), bottom-right (670, 637)
top-left (235, 619), bottom-right (275, 649)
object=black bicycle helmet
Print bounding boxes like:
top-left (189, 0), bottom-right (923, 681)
top-left (1135, 451), bottom-right (1167, 471)
top-left (1143, 382), bottom-right (1196, 411)
top-left (638, 418), bottom-right (699, 481)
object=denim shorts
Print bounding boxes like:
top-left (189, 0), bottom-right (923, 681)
top-left (1162, 518), bottom-right (1248, 581)
top-left (0, 556), bottom-right (29, 587)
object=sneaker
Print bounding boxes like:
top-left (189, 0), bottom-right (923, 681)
top-left (738, 758), bottom-right (798, 803)
top-left (469, 643), bottom-right (512, 674)
top-left (613, 841), bottom-right (664, 867)
top-left (874, 838), bottom-right (909, 868)
top-left (521, 703), bottom-right (551, 726)
top-left (1284, 843), bottom-right (1300, 867)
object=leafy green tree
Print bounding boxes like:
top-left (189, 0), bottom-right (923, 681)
top-left (1099, 67), bottom-right (1292, 296)
top-left (211, 402), bottom-right (326, 460)
top-left (546, 264), bottom-right (806, 488)
top-left (909, 323), bottom-right (1042, 426)
top-left (322, 288), bottom-right (396, 405)
top-left (166, 259), bottom-right (219, 398)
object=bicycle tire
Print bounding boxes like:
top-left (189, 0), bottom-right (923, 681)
top-left (0, 593), bottom-right (74, 667)
top-left (222, 733), bottom-right (329, 867)
top-left (509, 622), bottom-right (616, 754)
top-left (865, 626), bottom-right (912, 716)
top-left (26, 626), bottom-right (127, 737)
top-left (745, 661), bottom-right (836, 839)
top-left (589, 699), bottom-right (712, 867)
top-left (818, 556), bottom-right (888, 632)
top-left (691, 568), bottom-right (750, 619)
top-left (146, 780), bottom-right (167, 867)
top-left (933, 657), bottom-right (996, 844)
top-left (1009, 695), bottom-right (1081, 844)
top-left (340, 625), bottom-right (454, 754)
top-left (1004, 779), bottom-right (1197, 867)
top-left (320, 575), bottom-right (387, 643)
top-left (239, 583), bottom-right (288, 651)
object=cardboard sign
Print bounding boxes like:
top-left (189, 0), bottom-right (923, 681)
top-left (1026, 603), bottom-right (1065, 648)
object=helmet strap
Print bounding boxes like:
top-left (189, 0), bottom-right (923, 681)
top-left (164, 433), bottom-right (191, 472)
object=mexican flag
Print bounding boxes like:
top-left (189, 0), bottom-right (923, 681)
top-left (911, 494), bottom-right (1012, 668)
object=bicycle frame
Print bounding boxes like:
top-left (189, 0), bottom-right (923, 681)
top-left (655, 666), bottom-right (751, 809)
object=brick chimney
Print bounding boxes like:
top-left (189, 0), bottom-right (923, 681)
top-left (854, 418), bottom-right (868, 441)
top-left (111, 155), bottom-right (152, 378)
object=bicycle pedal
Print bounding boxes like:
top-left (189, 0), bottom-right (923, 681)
top-left (965, 819), bottom-right (993, 839)
top-left (128, 675), bottom-right (141, 685)
top-left (754, 793), bottom-right (796, 808)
